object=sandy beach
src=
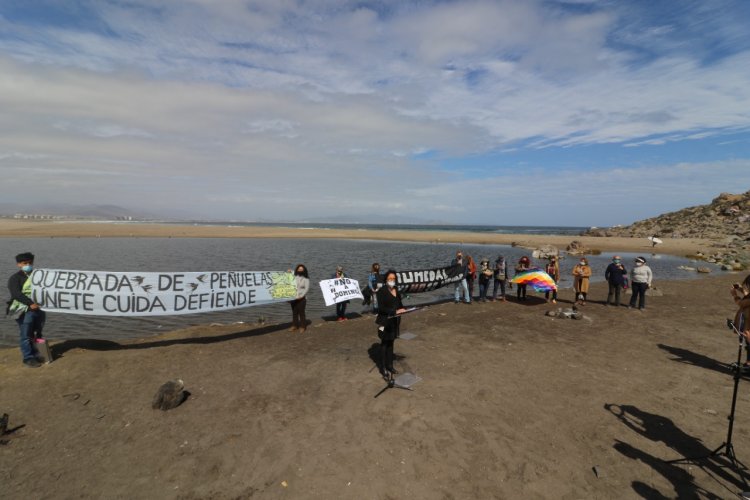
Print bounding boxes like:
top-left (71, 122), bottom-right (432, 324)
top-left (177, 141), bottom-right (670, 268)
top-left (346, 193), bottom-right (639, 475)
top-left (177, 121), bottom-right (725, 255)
top-left (0, 219), bottom-right (727, 258)
top-left (2, 271), bottom-right (750, 498)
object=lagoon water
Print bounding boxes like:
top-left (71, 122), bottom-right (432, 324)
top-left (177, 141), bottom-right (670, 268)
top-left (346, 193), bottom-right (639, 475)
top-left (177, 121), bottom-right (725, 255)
top-left (0, 237), bottom-right (716, 345)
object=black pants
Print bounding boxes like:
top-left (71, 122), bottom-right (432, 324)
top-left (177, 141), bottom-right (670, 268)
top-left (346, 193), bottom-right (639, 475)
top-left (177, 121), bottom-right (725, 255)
top-left (517, 284), bottom-right (527, 300)
top-left (381, 339), bottom-right (395, 372)
top-left (336, 301), bottom-right (348, 319)
top-left (545, 289), bottom-right (558, 301)
top-left (630, 282), bottom-right (647, 309)
top-left (607, 283), bottom-right (622, 305)
top-left (290, 297), bottom-right (306, 328)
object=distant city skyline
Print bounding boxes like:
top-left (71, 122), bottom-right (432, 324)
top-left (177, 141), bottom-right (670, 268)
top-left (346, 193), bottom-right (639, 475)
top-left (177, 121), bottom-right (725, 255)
top-left (1, 1), bottom-right (749, 226)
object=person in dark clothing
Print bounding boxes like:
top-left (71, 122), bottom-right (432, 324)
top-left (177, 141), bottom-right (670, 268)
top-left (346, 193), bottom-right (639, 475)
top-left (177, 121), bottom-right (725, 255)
top-left (6, 252), bottom-right (44, 368)
top-left (288, 264), bottom-right (309, 333)
top-left (332, 266), bottom-right (349, 321)
top-left (375, 270), bottom-right (406, 379)
top-left (604, 256), bottom-right (628, 306)
top-left (515, 256), bottom-right (531, 301)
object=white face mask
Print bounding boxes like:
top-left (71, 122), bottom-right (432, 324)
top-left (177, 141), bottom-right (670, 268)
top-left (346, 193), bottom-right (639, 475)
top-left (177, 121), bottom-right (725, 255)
top-left (579, 261), bottom-right (586, 266)
top-left (387, 280), bottom-right (396, 288)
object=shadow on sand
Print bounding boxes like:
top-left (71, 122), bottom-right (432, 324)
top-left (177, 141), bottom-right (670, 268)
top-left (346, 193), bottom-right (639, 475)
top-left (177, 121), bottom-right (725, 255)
top-left (605, 403), bottom-right (748, 498)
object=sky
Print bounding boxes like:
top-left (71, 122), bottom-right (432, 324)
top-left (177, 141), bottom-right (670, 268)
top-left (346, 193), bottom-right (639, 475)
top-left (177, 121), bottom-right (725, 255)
top-left (0, 0), bottom-right (749, 226)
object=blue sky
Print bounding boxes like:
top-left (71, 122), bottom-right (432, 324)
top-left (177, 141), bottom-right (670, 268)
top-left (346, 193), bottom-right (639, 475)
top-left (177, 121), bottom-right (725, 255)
top-left (0, 0), bottom-right (749, 226)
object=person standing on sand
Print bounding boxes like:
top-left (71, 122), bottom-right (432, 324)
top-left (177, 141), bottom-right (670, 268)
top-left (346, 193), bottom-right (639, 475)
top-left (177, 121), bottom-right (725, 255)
top-left (465, 255), bottom-right (477, 301)
top-left (730, 274), bottom-right (750, 371)
top-left (333, 266), bottom-right (349, 321)
top-left (288, 264), bottom-right (309, 333)
top-left (376, 270), bottom-right (406, 379)
top-left (628, 256), bottom-right (653, 310)
top-left (544, 256), bottom-right (560, 304)
top-left (6, 252), bottom-right (44, 368)
top-left (491, 255), bottom-right (508, 301)
top-left (478, 257), bottom-right (493, 302)
top-left (605, 256), bottom-right (628, 307)
top-left (451, 251), bottom-right (471, 304)
top-left (515, 256), bottom-right (531, 301)
top-left (367, 263), bottom-right (382, 314)
top-left (572, 257), bottom-right (592, 305)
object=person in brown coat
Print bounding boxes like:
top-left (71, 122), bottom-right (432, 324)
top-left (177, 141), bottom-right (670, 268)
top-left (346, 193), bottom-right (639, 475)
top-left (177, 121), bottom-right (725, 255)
top-left (731, 274), bottom-right (750, 371)
top-left (572, 257), bottom-right (592, 305)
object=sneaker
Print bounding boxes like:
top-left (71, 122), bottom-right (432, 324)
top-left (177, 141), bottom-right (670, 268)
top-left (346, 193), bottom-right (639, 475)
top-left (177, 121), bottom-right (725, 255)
top-left (23, 358), bottom-right (41, 368)
top-left (551, 299), bottom-right (556, 304)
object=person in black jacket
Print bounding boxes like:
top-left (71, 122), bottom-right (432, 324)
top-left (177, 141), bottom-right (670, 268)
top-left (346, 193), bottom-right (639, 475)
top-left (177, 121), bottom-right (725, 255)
top-left (375, 270), bottom-right (406, 379)
top-left (604, 255), bottom-right (628, 307)
top-left (6, 252), bottom-right (44, 368)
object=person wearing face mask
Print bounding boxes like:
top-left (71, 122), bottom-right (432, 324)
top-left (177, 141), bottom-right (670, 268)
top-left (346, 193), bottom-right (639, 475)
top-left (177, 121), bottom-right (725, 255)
top-left (367, 263), bottom-right (382, 314)
top-left (451, 251), bottom-right (471, 304)
top-left (515, 256), bottom-right (531, 301)
top-left (478, 257), bottom-right (493, 302)
top-left (572, 257), bottom-right (592, 305)
top-left (375, 270), bottom-right (406, 379)
top-left (332, 266), bottom-right (349, 321)
top-left (544, 256), bottom-right (560, 304)
top-left (605, 256), bottom-right (628, 307)
top-left (288, 264), bottom-right (309, 333)
top-left (6, 252), bottom-right (45, 368)
top-left (629, 256), bottom-right (653, 310)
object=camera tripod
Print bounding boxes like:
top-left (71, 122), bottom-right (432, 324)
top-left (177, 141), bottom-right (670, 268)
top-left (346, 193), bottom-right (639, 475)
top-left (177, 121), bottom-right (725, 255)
top-left (373, 371), bottom-right (413, 398)
top-left (666, 319), bottom-right (749, 490)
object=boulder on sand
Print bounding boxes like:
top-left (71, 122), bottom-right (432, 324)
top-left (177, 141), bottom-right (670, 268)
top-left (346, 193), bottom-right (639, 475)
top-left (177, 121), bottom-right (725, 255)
top-left (532, 245), bottom-right (559, 260)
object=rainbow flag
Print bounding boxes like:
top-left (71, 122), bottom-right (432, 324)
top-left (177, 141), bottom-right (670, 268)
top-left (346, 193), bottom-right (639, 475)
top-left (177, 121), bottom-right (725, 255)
top-left (511, 268), bottom-right (557, 292)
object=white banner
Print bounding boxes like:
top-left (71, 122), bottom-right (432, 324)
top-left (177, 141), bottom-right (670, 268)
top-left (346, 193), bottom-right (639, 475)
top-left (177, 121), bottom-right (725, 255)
top-left (29, 269), bottom-right (297, 316)
top-left (319, 278), bottom-right (364, 306)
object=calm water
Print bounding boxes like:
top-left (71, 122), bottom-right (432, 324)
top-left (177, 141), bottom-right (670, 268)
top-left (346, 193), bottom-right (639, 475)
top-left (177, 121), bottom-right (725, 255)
top-left (0, 237), bottom-right (716, 345)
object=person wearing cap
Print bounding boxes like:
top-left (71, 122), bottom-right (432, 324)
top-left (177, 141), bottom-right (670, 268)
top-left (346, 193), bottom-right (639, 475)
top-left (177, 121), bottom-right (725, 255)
top-left (544, 256), bottom-right (560, 304)
top-left (332, 266), bottom-right (349, 321)
top-left (6, 252), bottom-right (45, 368)
top-left (478, 257), bottom-right (493, 302)
top-left (605, 256), bottom-right (628, 307)
top-left (572, 257), bottom-right (592, 305)
top-left (491, 255), bottom-right (509, 302)
top-left (629, 256), bottom-right (653, 310)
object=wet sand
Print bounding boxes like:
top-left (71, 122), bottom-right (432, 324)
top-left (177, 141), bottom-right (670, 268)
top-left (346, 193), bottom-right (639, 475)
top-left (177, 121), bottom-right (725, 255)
top-left (1, 273), bottom-right (749, 498)
top-left (0, 219), bottom-right (726, 257)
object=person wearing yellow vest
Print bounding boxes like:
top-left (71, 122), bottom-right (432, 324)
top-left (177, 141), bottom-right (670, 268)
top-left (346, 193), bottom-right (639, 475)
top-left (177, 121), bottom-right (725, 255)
top-left (6, 252), bottom-right (45, 368)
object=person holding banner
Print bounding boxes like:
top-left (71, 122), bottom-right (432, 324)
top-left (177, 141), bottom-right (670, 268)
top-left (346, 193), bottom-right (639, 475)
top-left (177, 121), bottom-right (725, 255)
top-left (376, 270), bottom-right (406, 378)
top-left (333, 266), bottom-right (349, 321)
top-left (6, 252), bottom-right (45, 368)
top-left (289, 264), bottom-right (310, 333)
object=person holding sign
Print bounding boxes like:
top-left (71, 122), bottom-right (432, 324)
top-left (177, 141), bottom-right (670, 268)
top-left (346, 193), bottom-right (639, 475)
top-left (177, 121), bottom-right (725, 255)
top-left (289, 264), bottom-right (310, 333)
top-left (6, 252), bottom-right (45, 368)
top-left (333, 266), bottom-right (349, 321)
top-left (376, 270), bottom-right (406, 379)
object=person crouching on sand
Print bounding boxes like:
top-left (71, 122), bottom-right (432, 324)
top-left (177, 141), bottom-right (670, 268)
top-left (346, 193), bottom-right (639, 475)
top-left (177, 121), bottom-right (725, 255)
top-left (376, 270), bottom-right (406, 379)
top-left (544, 256), bottom-right (560, 304)
top-left (731, 274), bottom-right (750, 371)
top-left (288, 264), bottom-right (309, 333)
top-left (572, 257), bottom-right (592, 305)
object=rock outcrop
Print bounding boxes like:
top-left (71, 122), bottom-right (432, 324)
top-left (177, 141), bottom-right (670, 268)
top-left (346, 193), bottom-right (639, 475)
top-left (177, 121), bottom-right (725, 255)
top-left (584, 190), bottom-right (750, 269)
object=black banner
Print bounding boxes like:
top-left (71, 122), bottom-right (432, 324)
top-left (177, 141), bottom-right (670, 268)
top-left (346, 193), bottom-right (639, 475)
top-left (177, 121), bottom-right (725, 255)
top-left (395, 265), bottom-right (465, 294)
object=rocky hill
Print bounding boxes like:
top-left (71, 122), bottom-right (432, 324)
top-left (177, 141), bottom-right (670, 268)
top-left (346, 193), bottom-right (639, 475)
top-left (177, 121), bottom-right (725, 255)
top-left (585, 191), bottom-right (750, 268)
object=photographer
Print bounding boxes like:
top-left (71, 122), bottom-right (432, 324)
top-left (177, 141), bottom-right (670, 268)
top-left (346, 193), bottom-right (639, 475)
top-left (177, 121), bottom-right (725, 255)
top-left (731, 275), bottom-right (750, 370)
